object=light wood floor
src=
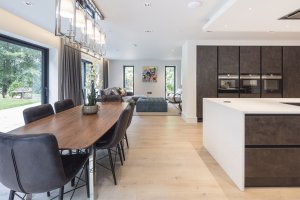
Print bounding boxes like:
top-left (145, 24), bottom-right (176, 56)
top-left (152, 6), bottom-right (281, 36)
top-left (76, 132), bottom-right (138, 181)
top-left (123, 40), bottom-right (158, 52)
top-left (2, 116), bottom-right (300, 200)
top-left (96, 116), bottom-right (300, 200)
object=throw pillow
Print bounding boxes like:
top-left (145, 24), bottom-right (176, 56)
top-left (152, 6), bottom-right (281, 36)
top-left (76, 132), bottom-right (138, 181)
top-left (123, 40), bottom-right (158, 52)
top-left (103, 88), bottom-right (111, 95)
top-left (119, 88), bottom-right (126, 96)
top-left (111, 88), bottom-right (119, 95)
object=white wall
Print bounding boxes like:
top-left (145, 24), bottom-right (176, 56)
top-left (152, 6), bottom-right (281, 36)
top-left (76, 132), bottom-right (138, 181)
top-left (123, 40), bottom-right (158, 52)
top-left (0, 8), bottom-right (60, 105)
top-left (181, 39), bottom-right (300, 123)
top-left (108, 60), bottom-right (181, 98)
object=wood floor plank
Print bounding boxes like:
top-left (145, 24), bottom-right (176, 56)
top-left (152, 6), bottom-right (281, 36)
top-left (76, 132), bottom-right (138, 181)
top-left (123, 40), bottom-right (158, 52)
top-left (2, 115), bottom-right (300, 199)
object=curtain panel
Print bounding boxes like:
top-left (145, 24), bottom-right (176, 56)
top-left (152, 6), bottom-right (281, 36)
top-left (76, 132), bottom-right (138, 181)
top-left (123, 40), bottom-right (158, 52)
top-left (60, 44), bottom-right (82, 106)
top-left (103, 58), bottom-right (109, 89)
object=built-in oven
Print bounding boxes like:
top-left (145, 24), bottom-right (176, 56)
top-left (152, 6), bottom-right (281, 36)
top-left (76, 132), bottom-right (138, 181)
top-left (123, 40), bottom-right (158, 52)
top-left (261, 74), bottom-right (282, 97)
top-left (218, 74), bottom-right (239, 94)
top-left (239, 74), bottom-right (260, 97)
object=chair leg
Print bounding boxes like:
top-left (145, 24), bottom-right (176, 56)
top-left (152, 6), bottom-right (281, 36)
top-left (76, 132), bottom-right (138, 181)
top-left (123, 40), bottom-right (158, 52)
top-left (124, 132), bottom-right (129, 148)
top-left (85, 161), bottom-right (90, 198)
top-left (117, 144), bottom-right (123, 166)
top-left (9, 190), bottom-right (15, 200)
top-left (108, 149), bottom-right (117, 185)
top-left (120, 141), bottom-right (125, 161)
top-left (47, 191), bottom-right (50, 197)
top-left (71, 178), bottom-right (75, 187)
top-left (59, 186), bottom-right (64, 200)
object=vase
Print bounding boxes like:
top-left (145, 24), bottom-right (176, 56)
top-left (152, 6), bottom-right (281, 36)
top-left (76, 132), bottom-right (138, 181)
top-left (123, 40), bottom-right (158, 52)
top-left (82, 105), bottom-right (99, 115)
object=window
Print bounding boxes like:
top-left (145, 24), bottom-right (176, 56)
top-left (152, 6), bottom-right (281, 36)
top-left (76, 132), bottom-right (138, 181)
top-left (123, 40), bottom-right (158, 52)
top-left (81, 60), bottom-right (93, 101)
top-left (165, 66), bottom-right (176, 99)
top-left (0, 34), bottom-right (49, 132)
top-left (123, 66), bottom-right (134, 93)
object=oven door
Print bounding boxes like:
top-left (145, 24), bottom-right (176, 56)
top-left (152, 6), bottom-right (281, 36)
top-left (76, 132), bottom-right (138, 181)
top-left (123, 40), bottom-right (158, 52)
top-left (261, 74), bottom-right (282, 97)
top-left (239, 74), bottom-right (260, 97)
top-left (218, 74), bottom-right (239, 94)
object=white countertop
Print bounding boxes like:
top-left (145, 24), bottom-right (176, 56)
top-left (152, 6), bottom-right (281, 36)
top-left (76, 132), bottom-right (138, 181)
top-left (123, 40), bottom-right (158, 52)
top-left (204, 98), bottom-right (300, 114)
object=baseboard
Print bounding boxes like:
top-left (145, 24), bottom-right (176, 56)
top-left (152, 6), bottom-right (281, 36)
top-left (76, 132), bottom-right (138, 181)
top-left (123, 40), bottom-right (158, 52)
top-left (181, 112), bottom-right (198, 123)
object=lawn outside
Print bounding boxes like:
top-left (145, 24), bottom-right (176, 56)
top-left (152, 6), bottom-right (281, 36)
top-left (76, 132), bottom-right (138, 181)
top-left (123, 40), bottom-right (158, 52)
top-left (0, 97), bottom-right (40, 110)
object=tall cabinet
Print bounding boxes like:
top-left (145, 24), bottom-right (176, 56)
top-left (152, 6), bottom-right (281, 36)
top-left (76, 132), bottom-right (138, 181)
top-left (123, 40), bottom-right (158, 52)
top-left (283, 46), bottom-right (300, 98)
top-left (197, 45), bottom-right (300, 121)
top-left (239, 46), bottom-right (261, 98)
top-left (218, 46), bottom-right (240, 98)
top-left (261, 47), bottom-right (282, 98)
top-left (196, 46), bottom-right (217, 120)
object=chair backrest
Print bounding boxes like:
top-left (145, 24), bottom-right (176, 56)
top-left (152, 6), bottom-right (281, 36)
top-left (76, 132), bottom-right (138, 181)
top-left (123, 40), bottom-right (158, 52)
top-left (54, 99), bottom-right (75, 113)
top-left (23, 104), bottom-right (54, 124)
top-left (0, 133), bottom-right (66, 194)
top-left (107, 105), bottom-right (131, 147)
top-left (127, 101), bottom-right (135, 128)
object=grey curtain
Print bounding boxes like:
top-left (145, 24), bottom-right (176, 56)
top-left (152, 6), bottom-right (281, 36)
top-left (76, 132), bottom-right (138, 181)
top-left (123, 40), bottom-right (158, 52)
top-left (60, 44), bottom-right (82, 106)
top-left (103, 58), bottom-right (108, 89)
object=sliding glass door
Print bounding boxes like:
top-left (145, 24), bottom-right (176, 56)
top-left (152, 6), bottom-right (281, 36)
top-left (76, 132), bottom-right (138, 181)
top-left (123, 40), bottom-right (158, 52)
top-left (0, 34), bottom-right (48, 132)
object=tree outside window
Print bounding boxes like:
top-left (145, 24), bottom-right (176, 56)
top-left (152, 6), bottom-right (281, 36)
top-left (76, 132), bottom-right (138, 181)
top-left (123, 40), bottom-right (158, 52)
top-left (124, 66), bottom-right (134, 93)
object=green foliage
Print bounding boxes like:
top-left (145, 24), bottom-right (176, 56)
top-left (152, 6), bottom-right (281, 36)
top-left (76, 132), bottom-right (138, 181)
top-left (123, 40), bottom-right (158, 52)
top-left (124, 67), bottom-right (134, 92)
top-left (0, 40), bottom-right (42, 98)
top-left (87, 80), bottom-right (97, 106)
top-left (165, 67), bottom-right (175, 97)
top-left (0, 98), bottom-right (39, 110)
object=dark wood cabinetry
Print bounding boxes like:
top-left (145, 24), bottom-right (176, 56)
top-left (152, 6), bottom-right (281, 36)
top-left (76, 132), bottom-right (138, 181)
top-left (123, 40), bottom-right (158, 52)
top-left (283, 46), bottom-right (300, 98)
top-left (196, 45), bottom-right (300, 120)
top-left (196, 46), bottom-right (218, 120)
top-left (218, 46), bottom-right (239, 74)
top-left (261, 46), bottom-right (282, 74)
top-left (240, 46), bottom-right (260, 74)
top-left (245, 115), bottom-right (300, 187)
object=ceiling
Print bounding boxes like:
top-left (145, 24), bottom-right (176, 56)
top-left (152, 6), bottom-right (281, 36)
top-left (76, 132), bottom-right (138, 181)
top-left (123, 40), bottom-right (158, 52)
top-left (0, 0), bottom-right (300, 60)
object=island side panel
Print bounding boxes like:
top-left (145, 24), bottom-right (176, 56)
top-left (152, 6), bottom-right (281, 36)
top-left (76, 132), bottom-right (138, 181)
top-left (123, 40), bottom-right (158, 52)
top-left (203, 99), bottom-right (245, 191)
top-left (245, 114), bottom-right (300, 187)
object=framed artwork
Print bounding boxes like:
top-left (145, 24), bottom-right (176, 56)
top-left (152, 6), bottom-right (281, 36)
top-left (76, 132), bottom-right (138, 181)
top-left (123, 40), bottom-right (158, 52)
top-left (142, 66), bottom-right (157, 82)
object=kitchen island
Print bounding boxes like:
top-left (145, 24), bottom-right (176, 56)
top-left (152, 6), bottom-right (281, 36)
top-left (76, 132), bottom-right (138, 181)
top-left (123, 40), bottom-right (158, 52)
top-left (203, 98), bottom-right (300, 191)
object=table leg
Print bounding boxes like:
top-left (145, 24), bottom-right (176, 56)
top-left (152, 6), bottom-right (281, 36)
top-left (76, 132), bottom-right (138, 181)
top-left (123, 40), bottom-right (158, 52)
top-left (88, 145), bottom-right (97, 200)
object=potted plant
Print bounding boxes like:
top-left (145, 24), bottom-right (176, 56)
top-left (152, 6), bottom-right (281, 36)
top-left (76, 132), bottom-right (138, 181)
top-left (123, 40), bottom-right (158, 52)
top-left (82, 80), bottom-right (98, 115)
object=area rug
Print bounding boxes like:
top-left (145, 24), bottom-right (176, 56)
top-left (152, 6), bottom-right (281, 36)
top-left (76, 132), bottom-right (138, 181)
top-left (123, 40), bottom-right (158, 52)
top-left (133, 103), bottom-right (180, 116)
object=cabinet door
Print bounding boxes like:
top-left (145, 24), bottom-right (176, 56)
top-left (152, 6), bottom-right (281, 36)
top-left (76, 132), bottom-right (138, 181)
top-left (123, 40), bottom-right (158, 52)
top-left (197, 46), bottom-right (217, 120)
top-left (283, 46), bottom-right (300, 98)
top-left (218, 46), bottom-right (239, 74)
top-left (245, 148), bottom-right (300, 187)
top-left (240, 46), bottom-right (260, 74)
top-left (261, 46), bottom-right (282, 74)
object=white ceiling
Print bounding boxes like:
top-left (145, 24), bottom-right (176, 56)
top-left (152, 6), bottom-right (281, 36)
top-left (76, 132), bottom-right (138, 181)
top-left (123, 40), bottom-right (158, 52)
top-left (203, 0), bottom-right (300, 32)
top-left (0, 0), bottom-right (300, 60)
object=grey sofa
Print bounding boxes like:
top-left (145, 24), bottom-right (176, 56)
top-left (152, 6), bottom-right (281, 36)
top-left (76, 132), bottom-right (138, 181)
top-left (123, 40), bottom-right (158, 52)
top-left (97, 87), bottom-right (133, 102)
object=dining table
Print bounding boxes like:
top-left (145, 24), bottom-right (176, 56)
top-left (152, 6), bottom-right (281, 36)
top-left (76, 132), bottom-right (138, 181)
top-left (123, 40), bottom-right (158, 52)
top-left (7, 102), bottom-right (128, 200)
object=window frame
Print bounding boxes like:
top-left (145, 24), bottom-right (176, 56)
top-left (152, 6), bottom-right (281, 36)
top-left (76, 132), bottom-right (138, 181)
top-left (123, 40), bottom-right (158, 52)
top-left (165, 66), bottom-right (176, 99)
top-left (81, 59), bottom-right (93, 97)
top-left (123, 65), bottom-right (134, 93)
top-left (0, 34), bottom-right (49, 104)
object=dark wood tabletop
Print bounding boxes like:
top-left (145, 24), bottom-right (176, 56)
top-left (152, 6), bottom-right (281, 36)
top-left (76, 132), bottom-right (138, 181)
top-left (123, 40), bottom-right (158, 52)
top-left (8, 102), bottom-right (128, 149)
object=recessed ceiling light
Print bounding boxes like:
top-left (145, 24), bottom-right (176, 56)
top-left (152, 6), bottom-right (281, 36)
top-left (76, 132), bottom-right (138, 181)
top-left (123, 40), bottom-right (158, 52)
top-left (144, 2), bottom-right (151, 7)
top-left (23, 1), bottom-right (33, 6)
top-left (145, 30), bottom-right (152, 33)
top-left (248, 7), bottom-right (252, 11)
top-left (188, 1), bottom-right (202, 9)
